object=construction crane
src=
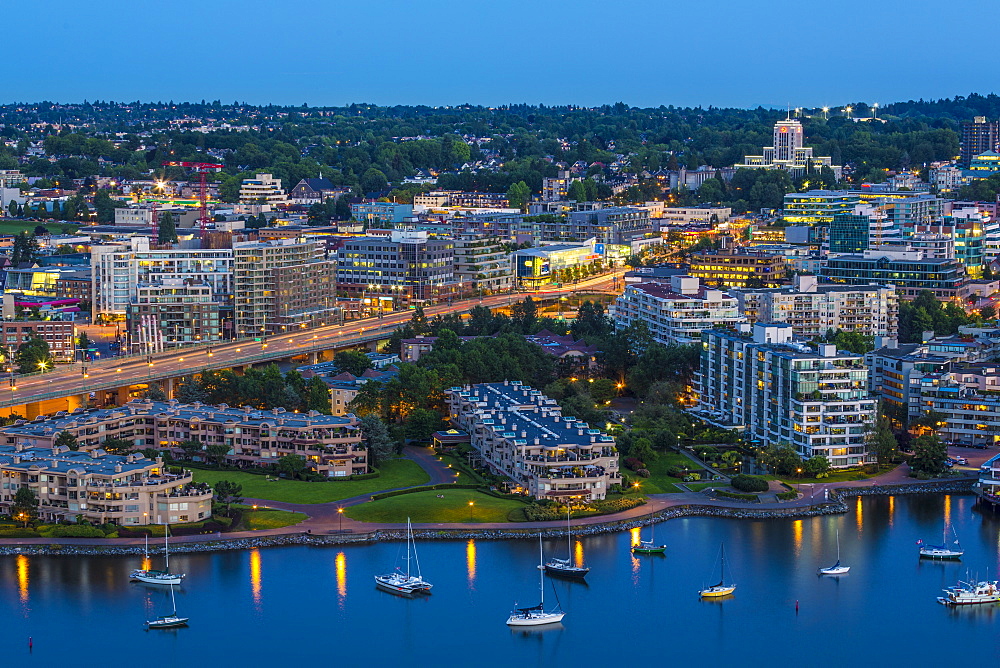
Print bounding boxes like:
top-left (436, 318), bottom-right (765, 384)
top-left (161, 161), bottom-right (224, 239)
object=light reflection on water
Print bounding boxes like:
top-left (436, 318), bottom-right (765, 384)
top-left (335, 551), bottom-right (347, 608)
top-left (249, 549), bottom-right (262, 610)
top-left (466, 539), bottom-right (476, 589)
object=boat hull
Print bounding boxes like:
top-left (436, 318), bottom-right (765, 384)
top-left (374, 576), bottom-right (432, 595)
top-left (919, 549), bottom-right (963, 560)
top-left (632, 545), bottom-right (666, 554)
top-left (818, 566), bottom-right (851, 575)
top-left (699, 585), bottom-right (736, 598)
top-left (506, 611), bottom-right (565, 626)
top-left (147, 616), bottom-right (189, 629)
top-left (132, 572), bottom-right (184, 586)
top-left (938, 595), bottom-right (1000, 606)
top-left (544, 564), bottom-right (589, 579)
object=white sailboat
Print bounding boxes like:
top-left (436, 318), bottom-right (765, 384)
top-left (131, 524), bottom-right (186, 586)
top-left (145, 583), bottom-right (189, 629)
top-left (544, 506), bottom-right (590, 579)
top-left (818, 529), bottom-right (850, 575)
top-left (919, 525), bottom-right (964, 560)
top-left (374, 518), bottom-right (433, 595)
top-left (507, 534), bottom-right (566, 626)
top-left (699, 543), bottom-right (736, 597)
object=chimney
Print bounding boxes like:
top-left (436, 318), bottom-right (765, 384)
top-left (114, 464), bottom-right (122, 473)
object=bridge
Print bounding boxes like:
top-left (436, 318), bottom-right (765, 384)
top-left (0, 273), bottom-right (623, 418)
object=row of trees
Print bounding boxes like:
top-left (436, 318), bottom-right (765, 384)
top-left (176, 364), bottom-right (332, 414)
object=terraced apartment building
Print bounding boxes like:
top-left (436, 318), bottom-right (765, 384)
top-left (0, 399), bottom-right (367, 478)
top-left (445, 381), bottom-right (619, 502)
top-left (0, 447), bottom-right (212, 525)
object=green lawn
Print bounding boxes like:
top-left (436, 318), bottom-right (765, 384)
top-left (345, 489), bottom-right (527, 523)
top-left (0, 220), bottom-right (77, 236)
top-left (191, 459), bottom-right (430, 504)
top-left (237, 507), bottom-right (307, 530)
top-left (629, 450), bottom-right (700, 494)
top-left (772, 465), bottom-right (897, 485)
top-left (686, 482), bottom-right (726, 492)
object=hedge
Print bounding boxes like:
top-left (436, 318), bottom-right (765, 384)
top-left (715, 490), bottom-right (760, 502)
top-left (777, 491), bottom-right (798, 501)
top-left (0, 528), bottom-right (39, 538)
top-left (730, 474), bottom-right (769, 493)
top-left (369, 483), bottom-right (480, 501)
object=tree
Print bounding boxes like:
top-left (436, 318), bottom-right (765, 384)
top-left (868, 418), bottom-right (898, 468)
top-left (101, 438), bottom-right (133, 454)
top-left (178, 439), bottom-right (204, 460)
top-left (910, 433), bottom-right (947, 476)
top-left (77, 331), bottom-right (91, 353)
top-left (803, 455), bottom-right (831, 477)
top-left (15, 334), bottom-right (53, 374)
top-left (567, 179), bottom-right (587, 202)
top-left (213, 480), bottom-right (244, 515)
top-left (334, 196), bottom-right (353, 220)
top-left (93, 190), bottom-right (118, 223)
top-left (360, 168), bottom-right (388, 193)
top-left (276, 454), bottom-right (307, 478)
top-left (157, 211), bottom-right (177, 243)
top-left (205, 443), bottom-right (230, 466)
top-left (12, 486), bottom-right (37, 526)
top-left (511, 297), bottom-right (538, 333)
top-left (176, 376), bottom-right (207, 404)
top-left (10, 231), bottom-right (39, 266)
top-left (8, 200), bottom-right (19, 217)
top-left (361, 414), bottom-right (396, 468)
top-left (759, 443), bottom-right (802, 476)
top-left (506, 181), bottom-right (530, 211)
top-left (404, 407), bottom-right (444, 442)
top-left (54, 430), bottom-right (79, 451)
top-left (334, 350), bottom-right (373, 376)
top-left (302, 376), bottom-right (332, 414)
top-left (143, 383), bottom-right (167, 401)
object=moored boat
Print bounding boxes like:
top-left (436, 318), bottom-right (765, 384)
top-left (374, 518), bottom-right (432, 595)
top-left (544, 506), bottom-right (590, 579)
top-left (507, 534), bottom-right (566, 626)
top-left (818, 529), bottom-right (850, 575)
top-left (699, 543), bottom-right (736, 598)
top-left (938, 579), bottom-right (1000, 606)
top-left (132, 524), bottom-right (185, 586)
top-left (918, 525), bottom-right (964, 560)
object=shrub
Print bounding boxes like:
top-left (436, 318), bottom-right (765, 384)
top-left (666, 466), bottom-right (683, 478)
top-left (39, 525), bottom-right (105, 538)
top-left (715, 490), bottom-right (759, 502)
top-left (624, 457), bottom-right (646, 471)
top-left (777, 491), bottom-right (798, 501)
top-left (731, 474), bottom-right (769, 493)
top-left (635, 468), bottom-right (651, 478)
top-left (0, 528), bottom-right (39, 538)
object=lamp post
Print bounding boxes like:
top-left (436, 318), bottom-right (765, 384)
top-left (468, 500), bottom-right (474, 523)
top-left (338, 506), bottom-right (344, 533)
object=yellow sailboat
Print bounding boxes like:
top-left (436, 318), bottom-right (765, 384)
top-left (699, 543), bottom-right (736, 598)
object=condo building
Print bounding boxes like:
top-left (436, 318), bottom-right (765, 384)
top-left (445, 381), bottom-right (619, 502)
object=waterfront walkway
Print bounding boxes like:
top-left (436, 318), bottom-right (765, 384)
top-left (0, 446), bottom-right (986, 550)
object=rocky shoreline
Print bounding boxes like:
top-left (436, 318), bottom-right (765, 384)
top-left (0, 478), bottom-right (977, 557)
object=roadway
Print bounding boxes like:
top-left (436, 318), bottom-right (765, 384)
top-left (0, 272), bottom-right (625, 413)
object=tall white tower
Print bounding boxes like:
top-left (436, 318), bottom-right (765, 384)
top-left (772, 119), bottom-right (804, 162)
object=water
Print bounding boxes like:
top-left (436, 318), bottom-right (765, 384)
top-left (2, 494), bottom-right (999, 667)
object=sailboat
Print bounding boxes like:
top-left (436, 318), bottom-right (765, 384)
top-left (544, 506), bottom-right (590, 579)
top-left (374, 518), bottom-right (433, 595)
top-left (818, 529), bottom-right (850, 575)
top-left (145, 583), bottom-right (189, 629)
top-left (699, 543), bottom-right (736, 598)
top-left (131, 524), bottom-right (186, 586)
top-left (632, 514), bottom-right (666, 554)
top-left (919, 525), bottom-right (964, 560)
top-left (507, 534), bottom-right (566, 626)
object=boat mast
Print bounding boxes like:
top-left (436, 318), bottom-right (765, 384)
top-left (164, 524), bottom-right (169, 571)
top-left (409, 518), bottom-right (423, 580)
top-left (566, 505), bottom-right (572, 560)
top-left (538, 533), bottom-right (545, 608)
top-left (169, 583), bottom-right (177, 616)
top-left (836, 529), bottom-right (841, 562)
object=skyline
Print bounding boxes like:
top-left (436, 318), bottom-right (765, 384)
top-left (7, 0), bottom-right (994, 109)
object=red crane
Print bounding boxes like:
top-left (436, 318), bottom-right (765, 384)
top-left (161, 161), bottom-right (224, 240)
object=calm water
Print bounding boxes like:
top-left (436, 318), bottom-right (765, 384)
top-left (2, 494), bottom-right (999, 667)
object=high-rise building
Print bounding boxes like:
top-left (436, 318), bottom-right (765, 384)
top-left (740, 119), bottom-right (842, 178)
top-left (335, 229), bottom-right (457, 304)
top-left (233, 238), bottom-right (338, 336)
top-left (696, 323), bottom-right (876, 467)
top-left (829, 203), bottom-right (899, 253)
top-left (960, 117), bottom-right (1000, 167)
top-left (783, 190), bottom-right (860, 225)
top-left (542, 171), bottom-right (572, 201)
top-left (452, 233), bottom-right (513, 294)
top-left (238, 173), bottom-right (287, 211)
top-left (128, 279), bottom-right (222, 349)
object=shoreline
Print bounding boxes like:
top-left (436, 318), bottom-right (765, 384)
top-left (0, 479), bottom-right (976, 557)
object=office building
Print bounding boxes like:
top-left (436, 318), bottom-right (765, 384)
top-left (732, 274), bottom-right (897, 339)
top-left (696, 323), bottom-right (875, 467)
top-left (335, 229), bottom-right (457, 303)
top-left (233, 238), bottom-right (338, 336)
top-left (784, 191), bottom-right (860, 225)
top-left (350, 202), bottom-right (414, 225)
top-left (658, 207), bottom-right (731, 226)
top-left (823, 249), bottom-right (965, 301)
top-left (512, 243), bottom-right (602, 288)
top-left (610, 276), bottom-right (745, 345)
top-left (688, 248), bottom-right (786, 288)
top-left (968, 151), bottom-right (1000, 174)
top-left (565, 206), bottom-right (653, 244)
top-left (829, 203), bottom-right (900, 253)
top-left (865, 342), bottom-right (950, 419)
top-left (127, 279), bottom-right (222, 349)
top-left (445, 381), bottom-right (620, 501)
top-left (960, 117), bottom-right (1000, 167)
top-left (0, 321), bottom-right (76, 363)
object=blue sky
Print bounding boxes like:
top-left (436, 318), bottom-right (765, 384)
top-left (9, 0), bottom-right (992, 109)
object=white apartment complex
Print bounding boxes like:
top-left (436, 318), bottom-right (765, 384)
top-left (696, 323), bottom-right (876, 468)
top-left (445, 381), bottom-right (620, 502)
top-left (452, 233), bottom-right (513, 294)
top-left (610, 275), bottom-right (745, 345)
top-left (238, 173), bottom-right (287, 211)
top-left (732, 274), bottom-right (897, 339)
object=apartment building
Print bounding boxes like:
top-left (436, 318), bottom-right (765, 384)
top-left (783, 191), bottom-right (860, 224)
top-left (233, 238), bottom-right (338, 335)
top-left (350, 202), bottom-right (414, 225)
top-left (238, 173), bottom-right (287, 211)
top-left (5, 267), bottom-right (91, 301)
top-left (658, 207), bottom-right (731, 226)
top-left (0, 321), bottom-right (76, 363)
top-left (335, 229), bottom-right (457, 302)
top-left (542, 172), bottom-right (572, 201)
top-left (0, 447), bottom-right (212, 525)
top-left (0, 399), bottom-right (368, 478)
top-left (127, 279), bottom-right (222, 349)
top-left (961, 117), bottom-right (1000, 167)
top-left (689, 248), bottom-right (786, 288)
top-left (452, 232), bottom-right (513, 294)
top-left (91, 237), bottom-right (234, 321)
top-left (566, 206), bottom-right (653, 244)
top-left (449, 192), bottom-right (510, 208)
top-left (865, 342), bottom-right (951, 419)
top-left (611, 275), bottom-right (745, 345)
top-left (696, 323), bottom-right (876, 467)
top-left (731, 274), bottom-right (897, 339)
top-left (445, 381), bottom-right (620, 502)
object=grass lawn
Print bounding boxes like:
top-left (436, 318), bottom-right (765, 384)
top-left (236, 506), bottom-right (307, 531)
top-left (345, 489), bottom-right (526, 524)
top-left (629, 450), bottom-right (700, 494)
top-left (686, 482), bottom-right (726, 492)
top-left (191, 458), bottom-right (430, 504)
top-left (772, 465), bottom-right (897, 485)
top-left (0, 220), bottom-right (76, 236)
top-left (434, 451), bottom-right (484, 484)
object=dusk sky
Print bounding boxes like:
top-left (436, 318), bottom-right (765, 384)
top-left (12, 0), bottom-right (992, 109)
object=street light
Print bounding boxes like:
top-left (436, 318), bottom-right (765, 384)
top-left (338, 507), bottom-right (344, 533)
top-left (468, 500), bottom-right (474, 523)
